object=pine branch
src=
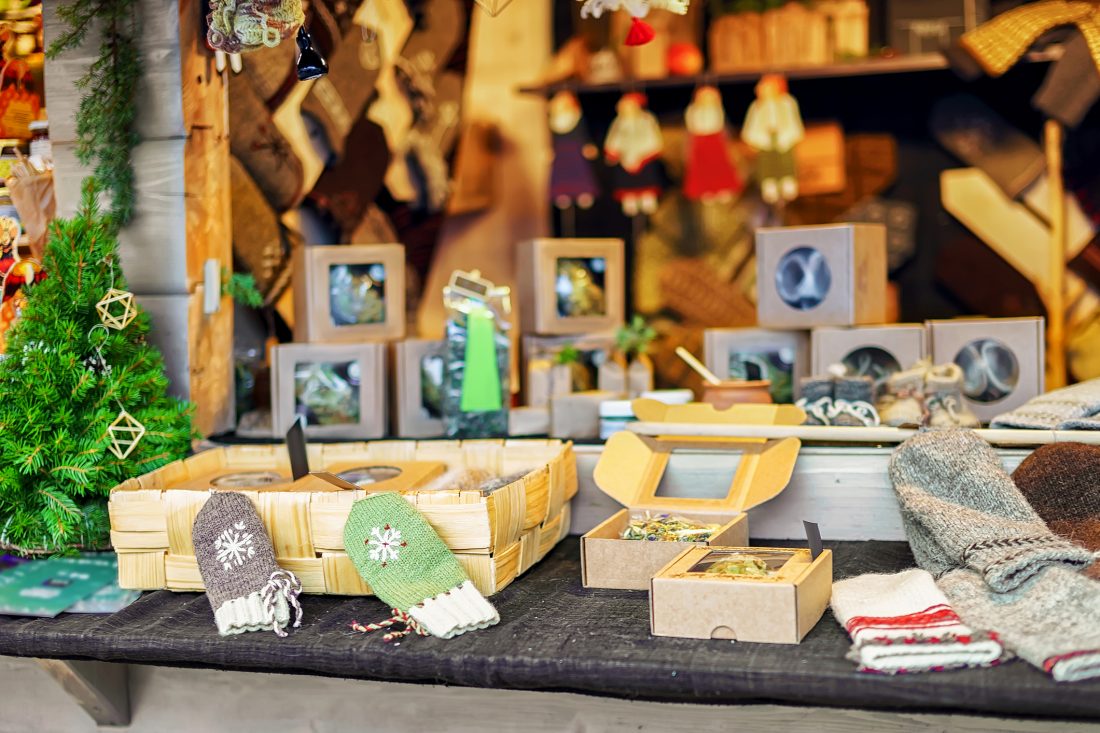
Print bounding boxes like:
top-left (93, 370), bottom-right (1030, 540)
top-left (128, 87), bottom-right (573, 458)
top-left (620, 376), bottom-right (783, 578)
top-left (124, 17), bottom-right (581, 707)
top-left (47, 1), bottom-right (141, 229)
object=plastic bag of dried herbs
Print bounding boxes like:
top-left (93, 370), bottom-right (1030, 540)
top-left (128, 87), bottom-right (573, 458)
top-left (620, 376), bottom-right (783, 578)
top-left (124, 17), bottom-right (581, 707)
top-left (441, 270), bottom-right (511, 438)
top-left (620, 512), bottom-right (720, 542)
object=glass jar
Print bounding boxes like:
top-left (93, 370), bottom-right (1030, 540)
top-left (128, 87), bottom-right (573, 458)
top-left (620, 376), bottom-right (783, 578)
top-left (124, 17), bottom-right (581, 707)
top-left (28, 119), bottom-right (49, 168)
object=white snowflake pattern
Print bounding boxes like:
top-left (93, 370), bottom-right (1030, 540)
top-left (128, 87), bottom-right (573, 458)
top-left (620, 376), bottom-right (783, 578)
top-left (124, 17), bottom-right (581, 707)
top-left (214, 520), bottom-right (255, 571)
top-left (366, 525), bottom-right (407, 567)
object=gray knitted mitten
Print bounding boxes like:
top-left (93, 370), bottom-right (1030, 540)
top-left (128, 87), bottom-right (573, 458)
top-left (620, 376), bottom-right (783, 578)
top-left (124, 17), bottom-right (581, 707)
top-left (890, 429), bottom-right (1100, 681)
top-left (990, 377), bottom-right (1100, 430)
top-left (193, 492), bottom-right (303, 637)
top-left (890, 429), bottom-right (1092, 588)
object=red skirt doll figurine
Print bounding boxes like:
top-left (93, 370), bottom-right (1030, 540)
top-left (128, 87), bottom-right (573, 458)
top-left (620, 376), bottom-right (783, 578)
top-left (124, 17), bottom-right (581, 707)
top-left (683, 85), bottom-right (743, 202)
top-left (604, 92), bottom-right (663, 216)
top-left (549, 90), bottom-right (600, 210)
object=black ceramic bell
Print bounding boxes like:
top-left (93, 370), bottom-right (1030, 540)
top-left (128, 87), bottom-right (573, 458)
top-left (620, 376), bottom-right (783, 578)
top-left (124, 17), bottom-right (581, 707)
top-left (296, 26), bottom-right (328, 81)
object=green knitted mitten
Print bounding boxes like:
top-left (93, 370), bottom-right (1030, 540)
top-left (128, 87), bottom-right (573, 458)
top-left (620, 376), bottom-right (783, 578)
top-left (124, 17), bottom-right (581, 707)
top-left (344, 494), bottom-right (499, 639)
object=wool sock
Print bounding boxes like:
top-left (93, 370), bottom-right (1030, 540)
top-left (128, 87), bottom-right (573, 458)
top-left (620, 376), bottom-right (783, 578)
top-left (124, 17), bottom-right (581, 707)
top-left (229, 71), bottom-right (304, 212)
top-left (990, 377), bottom-right (1100, 430)
top-left (1014, 442), bottom-right (1100, 565)
top-left (344, 493), bottom-right (499, 639)
top-left (831, 568), bottom-right (1005, 674)
top-left (193, 492), bottom-right (303, 637)
top-left (890, 428), bottom-right (1100, 682)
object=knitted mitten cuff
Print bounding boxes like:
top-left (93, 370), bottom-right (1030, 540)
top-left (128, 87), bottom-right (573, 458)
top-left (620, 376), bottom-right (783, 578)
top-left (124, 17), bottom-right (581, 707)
top-left (344, 493), bottom-right (499, 639)
top-left (990, 377), bottom-right (1100, 430)
top-left (193, 492), bottom-right (304, 637)
top-left (889, 428), bottom-right (1093, 591)
top-left (214, 588), bottom-right (291, 635)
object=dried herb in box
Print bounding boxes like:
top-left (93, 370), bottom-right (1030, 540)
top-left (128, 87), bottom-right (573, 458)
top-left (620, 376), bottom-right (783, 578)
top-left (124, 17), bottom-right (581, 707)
top-left (621, 512), bottom-right (720, 542)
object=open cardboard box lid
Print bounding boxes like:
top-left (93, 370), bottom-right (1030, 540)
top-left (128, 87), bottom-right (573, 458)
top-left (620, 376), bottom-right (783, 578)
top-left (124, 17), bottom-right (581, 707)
top-left (593, 400), bottom-right (806, 514)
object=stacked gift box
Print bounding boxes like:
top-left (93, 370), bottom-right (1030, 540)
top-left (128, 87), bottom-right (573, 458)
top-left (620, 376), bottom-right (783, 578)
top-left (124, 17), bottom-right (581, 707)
top-left (703, 223), bottom-right (1044, 424)
top-left (270, 244), bottom-right (406, 439)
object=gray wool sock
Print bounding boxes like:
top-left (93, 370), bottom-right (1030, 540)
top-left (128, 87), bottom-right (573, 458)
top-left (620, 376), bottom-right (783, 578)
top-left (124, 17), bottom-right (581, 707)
top-left (193, 492), bottom-right (304, 637)
top-left (890, 428), bottom-right (1100, 681)
top-left (990, 377), bottom-right (1100, 430)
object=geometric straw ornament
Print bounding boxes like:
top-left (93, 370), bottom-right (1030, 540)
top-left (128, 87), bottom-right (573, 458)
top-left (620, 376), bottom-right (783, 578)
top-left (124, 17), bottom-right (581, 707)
top-left (96, 288), bottom-right (138, 331)
top-left (107, 409), bottom-right (146, 459)
top-left (474, 0), bottom-right (514, 15)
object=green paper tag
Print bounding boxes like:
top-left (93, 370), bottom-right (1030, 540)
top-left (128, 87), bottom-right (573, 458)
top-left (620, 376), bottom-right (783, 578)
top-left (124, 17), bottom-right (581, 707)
top-left (460, 305), bottom-right (503, 413)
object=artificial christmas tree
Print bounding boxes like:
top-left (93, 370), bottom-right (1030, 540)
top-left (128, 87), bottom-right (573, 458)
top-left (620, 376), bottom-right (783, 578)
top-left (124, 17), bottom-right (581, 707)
top-left (0, 185), bottom-right (194, 555)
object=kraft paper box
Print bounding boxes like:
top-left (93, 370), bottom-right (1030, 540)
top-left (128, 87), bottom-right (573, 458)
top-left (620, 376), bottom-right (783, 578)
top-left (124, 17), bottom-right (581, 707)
top-left (650, 546), bottom-right (833, 643)
top-left (550, 390), bottom-right (618, 441)
top-left (926, 317), bottom-right (1044, 423)
top-left (394, 338), bottom-right (445, 439)
top-left (582, 400), bottom-right (805, 591)
top-left (517, 238), bottom-right (625, 336)
top-left (704, 328), bottom-right (810, 404)
top-left (756, 223), bottom-right (887, 329)
top-left (292, 244), bottom-right (406, 343)
top-left (271, 342), bottom-right (387, 439)
top-left (521, 333), bottom-right (616, 406)
top-left (811, 324), bottom-right (927, 391)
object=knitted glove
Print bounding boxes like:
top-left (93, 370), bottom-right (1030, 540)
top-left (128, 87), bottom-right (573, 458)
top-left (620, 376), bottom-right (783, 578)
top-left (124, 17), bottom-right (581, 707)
top-left (193, 492), bottom-right (303, 637)
top-left (890, 429), bottom-right (1100, 682)
top-left (831, 569), bottom-right (1004, 674)
top-left (207, 0), bottom-right (305, 54)
top-left (344, 494), bottom-right (499, 639)
top-left (990, 377), bottom-right (1100, 430)
top-left (889, 428), bottom-right (1093, 591)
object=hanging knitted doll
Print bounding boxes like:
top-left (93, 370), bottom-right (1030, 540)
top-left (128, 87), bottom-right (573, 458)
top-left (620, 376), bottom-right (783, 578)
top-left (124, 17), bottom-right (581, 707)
top-left (741, 74), bottom-right (804, 204)
top-left (682, 85), bottom-right (743, 202)
top-left (578, 0), bottom-right (689, 47)
top-left (207, 0), bottom-right (305, 54)
top-left (604, 92), bottom-right (664, 216)
top-left (549, 90), bottom-right (600, 210)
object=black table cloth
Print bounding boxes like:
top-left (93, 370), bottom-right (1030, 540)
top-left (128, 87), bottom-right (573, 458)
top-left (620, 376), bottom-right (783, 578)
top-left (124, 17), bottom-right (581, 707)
top-left (1, 539), bottom-right (1098, 721)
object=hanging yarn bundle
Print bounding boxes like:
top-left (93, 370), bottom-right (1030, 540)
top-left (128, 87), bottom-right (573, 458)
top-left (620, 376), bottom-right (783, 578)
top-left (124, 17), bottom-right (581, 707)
top-left (207, 0), bottom-right (306, 54)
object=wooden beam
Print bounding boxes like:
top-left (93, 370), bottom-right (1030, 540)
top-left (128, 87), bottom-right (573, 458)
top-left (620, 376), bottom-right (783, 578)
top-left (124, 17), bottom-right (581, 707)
top-left (35, 659), bottom-right (130, 727)
top-left (1044, 119), bottom-right (1067, 390)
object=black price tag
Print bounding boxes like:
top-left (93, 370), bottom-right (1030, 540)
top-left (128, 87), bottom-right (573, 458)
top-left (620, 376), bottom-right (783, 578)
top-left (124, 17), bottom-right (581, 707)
top-left (803, 520), bottom-right (823, 560)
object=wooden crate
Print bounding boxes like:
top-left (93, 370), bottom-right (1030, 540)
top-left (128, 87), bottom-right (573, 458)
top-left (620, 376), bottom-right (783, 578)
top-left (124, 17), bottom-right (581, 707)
top-left (110, 439), bottom-right (577, 596)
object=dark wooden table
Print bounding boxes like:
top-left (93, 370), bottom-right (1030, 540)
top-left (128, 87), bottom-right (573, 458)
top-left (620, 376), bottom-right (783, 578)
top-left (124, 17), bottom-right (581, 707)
top-left (2, 539), bottom-right (1099, 726)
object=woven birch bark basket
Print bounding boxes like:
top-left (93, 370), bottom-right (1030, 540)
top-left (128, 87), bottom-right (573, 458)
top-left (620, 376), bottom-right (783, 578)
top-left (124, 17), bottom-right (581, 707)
top-left (108, 439), bottom-right (577, 596)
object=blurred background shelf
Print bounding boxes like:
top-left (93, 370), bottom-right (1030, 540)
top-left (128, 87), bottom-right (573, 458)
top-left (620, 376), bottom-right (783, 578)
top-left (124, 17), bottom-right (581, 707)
top-left (519, 48), bottom-right (1060, 96)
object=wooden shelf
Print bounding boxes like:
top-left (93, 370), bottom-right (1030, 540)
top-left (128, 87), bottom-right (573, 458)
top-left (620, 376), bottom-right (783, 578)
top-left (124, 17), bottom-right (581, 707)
top-left (519, 48), bottom-right (1060, 96)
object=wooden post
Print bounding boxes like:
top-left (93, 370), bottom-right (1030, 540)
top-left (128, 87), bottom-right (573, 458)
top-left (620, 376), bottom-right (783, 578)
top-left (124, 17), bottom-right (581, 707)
top-left (43, 0), bottom-right (235, 436)
top-left (36, 659), bottom-right (130, 727)
top-left (1045, 118), bottom-right (1067, 390)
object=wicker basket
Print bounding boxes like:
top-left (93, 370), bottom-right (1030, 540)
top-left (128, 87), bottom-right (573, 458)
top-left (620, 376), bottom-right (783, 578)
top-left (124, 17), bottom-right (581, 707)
top-left (108, 439), bottom-right (577, 596)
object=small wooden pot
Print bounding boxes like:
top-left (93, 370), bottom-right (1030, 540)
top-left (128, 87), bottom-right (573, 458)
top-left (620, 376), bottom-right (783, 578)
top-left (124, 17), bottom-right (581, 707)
top-left (702, 379), bottom-right (773, 410)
